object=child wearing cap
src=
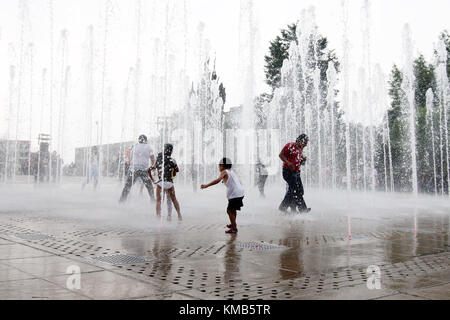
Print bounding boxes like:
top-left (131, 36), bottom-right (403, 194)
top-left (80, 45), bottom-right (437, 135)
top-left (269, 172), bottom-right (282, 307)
top-left (201, 158), bottom-right (244, 234)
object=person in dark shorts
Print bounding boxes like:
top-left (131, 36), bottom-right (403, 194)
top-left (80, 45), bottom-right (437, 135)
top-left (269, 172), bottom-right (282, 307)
top-left (201, 158), bottom-right (244, 234)
top-left (279, 134), bottom-right (311, 213)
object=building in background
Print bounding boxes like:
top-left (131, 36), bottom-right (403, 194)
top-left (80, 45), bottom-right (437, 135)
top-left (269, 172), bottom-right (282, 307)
top-left (0, 139), bottom-right (31, 179)
top-left (75, 141), bottom-right (135, 178)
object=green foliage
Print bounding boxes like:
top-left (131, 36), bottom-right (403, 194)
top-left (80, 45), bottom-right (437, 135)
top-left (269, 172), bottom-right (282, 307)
top-left (438, 30), bottom-right (450, 76)
top-left (387, 65), bottom-right (410, 191)
top-left (264, 24), bottom-right (297, 89)
top-left (413, 55), bottom-right (436, 190)
top-left (264, 23), bottom-right (339, 90)
top-left (414, 55), bottom-right (436, 108)
top-left (386, 41), bottom-right (444, 193)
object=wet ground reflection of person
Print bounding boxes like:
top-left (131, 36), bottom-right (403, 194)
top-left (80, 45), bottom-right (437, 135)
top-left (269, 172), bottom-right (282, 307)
top-left (279, 237), bottom-right (302, 280)
top-left (151, 234), bottom-right (174, 280)
top-left (223, 234), bottom-right (240, 284)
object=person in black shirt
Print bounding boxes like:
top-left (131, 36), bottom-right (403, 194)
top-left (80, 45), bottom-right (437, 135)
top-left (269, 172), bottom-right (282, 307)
top-left (148, 143), bottom-right (182, 221)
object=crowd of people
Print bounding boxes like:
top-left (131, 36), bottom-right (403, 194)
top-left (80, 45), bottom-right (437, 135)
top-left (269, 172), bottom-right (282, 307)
top-left (82, 133), bottom-right (312, 234)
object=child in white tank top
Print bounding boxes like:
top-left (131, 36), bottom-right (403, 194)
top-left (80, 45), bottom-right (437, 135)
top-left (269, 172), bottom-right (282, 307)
top-left (201, 158), bottom-right (244, 234)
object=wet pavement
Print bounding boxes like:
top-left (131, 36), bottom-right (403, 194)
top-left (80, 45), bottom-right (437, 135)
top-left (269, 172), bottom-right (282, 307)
top-left (0, 180), bottom-right (449, 300)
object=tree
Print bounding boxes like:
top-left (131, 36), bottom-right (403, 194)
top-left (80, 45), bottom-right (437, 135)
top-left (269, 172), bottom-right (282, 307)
top-left (264, 24), bottom-right (297, 89)
top-left (264, 23), bottom-right (339, 91)
top-left (438, 30), bottom-right (450, 76)
top-left (413, 55), bottom-right (436, 192)
top-left (387, 65), bottom-right (411, 191)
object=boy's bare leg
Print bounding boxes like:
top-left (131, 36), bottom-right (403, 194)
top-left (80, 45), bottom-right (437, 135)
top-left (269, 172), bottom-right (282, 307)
top-left (227, 209), bottom-right (237, 230)
top-left (168, 187), bottom-right (182, 220)
top-left (156, 185), bottom-right (162, 217)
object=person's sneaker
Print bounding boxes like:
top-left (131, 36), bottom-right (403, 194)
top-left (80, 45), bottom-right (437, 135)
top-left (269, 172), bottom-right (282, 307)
top-left (225, 228), bottom-right (238, 234)
top-left (298, 208), bottom-right (311, 214)
top-left (227, 224), bottom-right (232, 228)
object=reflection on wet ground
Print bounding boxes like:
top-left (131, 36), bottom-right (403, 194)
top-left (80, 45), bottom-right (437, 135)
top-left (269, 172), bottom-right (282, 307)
top-left (0, 182), bottom-right (448, 300)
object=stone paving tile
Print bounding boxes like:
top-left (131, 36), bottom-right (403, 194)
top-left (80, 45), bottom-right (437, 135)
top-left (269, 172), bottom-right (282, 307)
top-left (0, 208), bottom-right (448, 300)
top-left (427, 270), bottom-right (450, 284)
top-left (132, 292), bottom-right (199, 300)
top-left (3, 255), bottom-right (103, 278)
top-left (383, 276), bottom-right (445, 292)
top-left (0, 234), bottom-right (71, 256)
top-left (375, 293), bottom-right (430, 300)
top-left (0, 263), bottom-right (36, 282)
top-left (285, 284), bottom-right (399, 300)
top-left (404, 283), bottom-right (450, 300)
top-left (0, 243), bottom-right (54, 260)
top-left (43, 270), bottom-right (169, 300)
top-left (0, 238), bottom-right (13, 245)
top-left (0, 278), bottom-right (88, 300)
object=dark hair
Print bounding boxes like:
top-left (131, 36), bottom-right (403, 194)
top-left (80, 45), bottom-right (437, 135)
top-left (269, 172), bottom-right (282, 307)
top-left (296, 134), bottom-right (309, 144)
top-left (164, 143), bottom-right (173, 156)
top-left (219, 157), bottom-right (232, 169)
top-left (138, 134), bottom-right (147, 143)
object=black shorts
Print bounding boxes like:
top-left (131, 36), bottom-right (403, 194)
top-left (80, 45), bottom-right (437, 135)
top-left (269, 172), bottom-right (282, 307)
top-left (227, 197), bottom-right (244, 211)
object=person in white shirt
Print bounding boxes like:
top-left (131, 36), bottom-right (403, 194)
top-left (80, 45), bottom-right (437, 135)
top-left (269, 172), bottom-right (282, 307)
top-left (119, 135), bottom-right (155, 202)
top-left (201, 158), bottom-right (244, 234)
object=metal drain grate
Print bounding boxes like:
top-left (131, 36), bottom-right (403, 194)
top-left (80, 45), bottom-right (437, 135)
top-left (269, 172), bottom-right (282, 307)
top-left (88, 254), bottom-right (151, 265)
top-left (15, 233), bottom-right (55, 241)
top-left (235, 241), bottom-right (287, 251)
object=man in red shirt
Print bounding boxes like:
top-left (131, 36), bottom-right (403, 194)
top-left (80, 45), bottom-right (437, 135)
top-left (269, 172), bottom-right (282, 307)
top-left (279, 134), bottom-right (310, 213)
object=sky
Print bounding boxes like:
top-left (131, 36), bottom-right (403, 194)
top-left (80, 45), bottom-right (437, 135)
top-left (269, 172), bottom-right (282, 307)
top-left (0, 0), bottom-right (449, 162)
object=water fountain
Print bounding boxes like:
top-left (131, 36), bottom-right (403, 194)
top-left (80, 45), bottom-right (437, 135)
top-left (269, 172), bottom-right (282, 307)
top-left (326, 63), bottom-right (337, 189)
top-left (426, 88), bottom-right (438, 195)
top-left (82, 25), bottom-right (95, 184)
top-left (0, 0), bottom-right (447, 200)
top-left (361, 0), bottom-right (377, 193)
top-left (435, 39), bottom-right (450, 196)
top-left (27, 43), bottom-right (34, 182)
top-left (12, 0), bottom-right (28, 183)
top-left (98, 0), bottom-right (113, 183)
top-left (48, 0), bottom-right (55, 182)
top-left (3, 66), bottom-right (15, 182)
top-left (56, 29), bottom-right (68, 182)
top-left (36, 68), bottom-right (47, 184)
top-left (402, 24), bottom-right (418, 196)
top-left (238, 0), bottom-right (258, 187)
top-left (341, 0), bottom-right (352, 192)
top-left (268, 7), bottom-right (339, 189)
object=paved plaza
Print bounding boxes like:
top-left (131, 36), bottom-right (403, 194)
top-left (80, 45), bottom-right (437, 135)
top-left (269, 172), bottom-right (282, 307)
top-left (0, 180), bottom-right (449, 300)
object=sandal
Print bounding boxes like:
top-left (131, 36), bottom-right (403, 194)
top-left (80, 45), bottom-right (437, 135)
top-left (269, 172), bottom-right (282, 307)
top-left (225, 228), bottom-right (238, 234)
